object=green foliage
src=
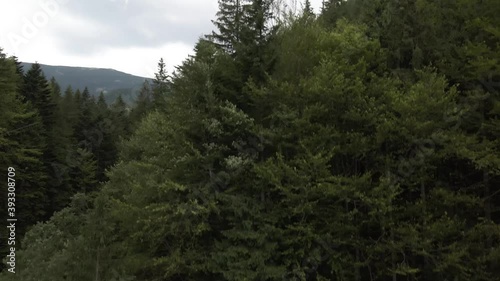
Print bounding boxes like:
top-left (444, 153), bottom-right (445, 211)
top-left (151, 58), bottom-right (171, 110)
top-left (130, 80), bottom-right (153, 128)
top-left (0, 51), bottom-right (49, 265)
top-left (3, 1), bottom-right (500, 280)
top-left (0, 54), bottom-right (128, 275)
top-left (20, 63), bottom-right (56, 131)
top-left (0, 193), bottom-right (135, 281)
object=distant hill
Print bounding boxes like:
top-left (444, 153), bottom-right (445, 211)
top-left (20, 62), bottom-right (152, 105)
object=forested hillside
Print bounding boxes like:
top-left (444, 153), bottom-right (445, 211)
top-left (20, 62), bottom-right (151, 105)
top-left (1, 0), bottom-right (499, 280)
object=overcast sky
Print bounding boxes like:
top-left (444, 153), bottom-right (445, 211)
top-left (0, 0), bottom-right (324, 78)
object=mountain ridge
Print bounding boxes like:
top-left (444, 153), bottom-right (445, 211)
top-left (20, 62), bottom-right (152, 104)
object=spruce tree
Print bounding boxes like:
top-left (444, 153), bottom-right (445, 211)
top-left (92, 92), bottom-right (119, 182)
top-left (151, 58), bottom-right (170, 110)
top-left (209, 0), bottom-right (247, 53)
top-left (130, 80), bottom-right (153, 127)
top-left (0, 50), bottom-right (48, 264)
top-left (20, 63), bottom-right (56, 132)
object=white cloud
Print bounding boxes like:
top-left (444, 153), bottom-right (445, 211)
top-left (52, 12), bottom-right (110, 39)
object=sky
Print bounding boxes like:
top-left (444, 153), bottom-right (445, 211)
top-left (0, 0), bottom-right (324, 78)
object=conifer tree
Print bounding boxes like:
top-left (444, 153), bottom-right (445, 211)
top-left (74, 87), bottom-right (96, 148)
top-left (151, 58), bottom-right (170, 110)
top-left (209, 0), bottom-right (247, 53)
top-left (18, 63), bottom-right (66, 218)
top-left (208, 0), bottom-right (276, 115)
top-left (303, 0), bottom-right (313, 15)
top-left (130, 80), bottom-right (153, 127)
top-left (96, 92), bottom-right (107, 112)
top-left (92, 92), bottom-right (119, 182)
top-left (45, 78), bottom-right (75, 211)
top-left (20, 63), bottom-right (56, 132)
top-left (0, 50), bottom-right (48, 264)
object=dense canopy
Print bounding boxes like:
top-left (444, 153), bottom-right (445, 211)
top-left (1, 0), bottom-right (499, 280)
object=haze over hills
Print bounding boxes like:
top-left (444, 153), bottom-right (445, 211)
top-left (20, 62), bottom-right (152, 104)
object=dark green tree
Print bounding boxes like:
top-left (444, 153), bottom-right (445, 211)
top-left (209, 0), bottom-right (247, 53)
top-left (130, 80), bottom-right (153, 127)
top-left (0, 50), bottom-right (48, 268)
top-left (20, 63), bottom-right (56, 132)
top-left (151, 58), bottom-right (170, 110)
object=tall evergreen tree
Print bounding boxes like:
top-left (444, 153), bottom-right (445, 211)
top-left (209, 0), bottom-right (247, 53)
top-left (0, 50), bottom-right (48, 265)
top-left (92, 92), bottom-right (119, 182)
top-left (20, 63), bottom-right (56, 135)
top-left (208, 0), bottom-right (277, 115)
top-left (130, 80), bottom-right (153, 127)
top-left (303, 0), bottom-right (314, 17)
top-left (73, 87), bottom-right (96, 148)
top-left (151, 58), bottom-right (170, 110)
top-left (46, 77), bottom-right (75, 211)
top-left (18, 63), bottom-right (65, 218)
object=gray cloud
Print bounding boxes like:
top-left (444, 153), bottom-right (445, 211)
top-left (52, 0), bottom-right (217, 55)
